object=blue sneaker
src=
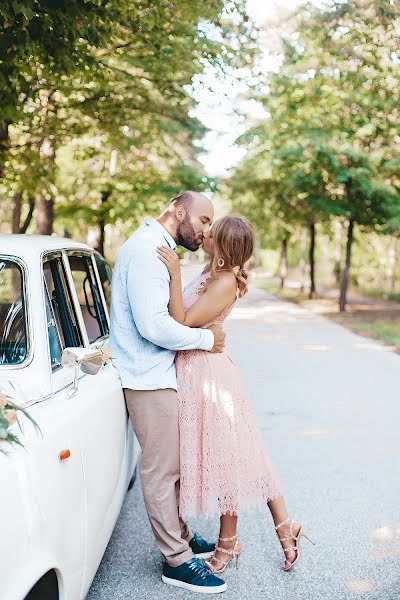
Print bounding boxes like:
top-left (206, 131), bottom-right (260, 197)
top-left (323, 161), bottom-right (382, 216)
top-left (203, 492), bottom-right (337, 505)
top-left (189, 532), bottom-right (216, 559)
top-left (162, 557), bottom-right (227, 594)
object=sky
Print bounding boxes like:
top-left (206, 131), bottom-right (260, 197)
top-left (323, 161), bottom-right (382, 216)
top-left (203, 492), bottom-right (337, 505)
top-left (193, 0), bottom-right (306, 178)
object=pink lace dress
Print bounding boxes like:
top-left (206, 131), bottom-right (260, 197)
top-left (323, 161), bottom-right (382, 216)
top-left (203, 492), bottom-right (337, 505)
top-left (176, 270), bottom-right (283, 519)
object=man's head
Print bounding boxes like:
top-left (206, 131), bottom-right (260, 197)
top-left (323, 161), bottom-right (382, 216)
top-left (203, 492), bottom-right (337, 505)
top-left (160, 190), bottom-right (214, 251)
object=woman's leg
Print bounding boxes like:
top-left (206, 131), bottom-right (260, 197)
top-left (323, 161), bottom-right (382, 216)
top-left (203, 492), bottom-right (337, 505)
top-left (219, 514), bottom-right (238, 539)
top-left (209, 514), bottom-right (242, 570)
top-left (267, 496), bottom-right (301, 568)
top-left (267, 496), bottom-right (288, 525)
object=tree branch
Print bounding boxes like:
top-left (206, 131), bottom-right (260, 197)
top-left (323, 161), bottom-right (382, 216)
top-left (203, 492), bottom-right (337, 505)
top-left (19, 196), bottom-right (35, 233)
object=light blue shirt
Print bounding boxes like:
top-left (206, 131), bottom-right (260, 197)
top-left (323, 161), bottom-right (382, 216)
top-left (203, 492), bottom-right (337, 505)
top-left (109, 219), bottom-right (214, 390)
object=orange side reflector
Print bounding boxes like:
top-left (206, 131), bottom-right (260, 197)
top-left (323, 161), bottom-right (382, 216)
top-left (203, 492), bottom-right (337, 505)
top-left (59, 449), bottom-right (71, 461)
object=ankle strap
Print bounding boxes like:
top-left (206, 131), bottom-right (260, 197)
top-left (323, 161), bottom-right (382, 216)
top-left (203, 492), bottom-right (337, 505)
top-left (215, 542), bottom-right (238, 556)
top-left (275, 517), bottom-right (293, 530)
top-left (218, 533), bottom-right (238, 542)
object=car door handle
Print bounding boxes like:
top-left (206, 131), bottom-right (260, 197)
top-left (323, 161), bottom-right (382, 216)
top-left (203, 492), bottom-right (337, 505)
top-left (59, 449), bottom-right (71, 461)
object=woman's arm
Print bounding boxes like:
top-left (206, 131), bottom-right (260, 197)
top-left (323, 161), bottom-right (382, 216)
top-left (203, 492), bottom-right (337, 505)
top-left (126, 245), bottom-right (214, 351)
top-left (157, 246), bottom-right (237, 327)
top-left (156, 246), bottom-right (186, 323)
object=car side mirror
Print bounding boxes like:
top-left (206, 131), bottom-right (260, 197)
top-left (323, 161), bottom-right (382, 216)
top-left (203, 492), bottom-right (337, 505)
top-left (61, 347), bottom-right (104, 397)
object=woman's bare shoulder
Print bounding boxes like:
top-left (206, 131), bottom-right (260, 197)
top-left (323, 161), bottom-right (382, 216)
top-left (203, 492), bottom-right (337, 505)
top-left (207, 270), bottom-right (237, 294)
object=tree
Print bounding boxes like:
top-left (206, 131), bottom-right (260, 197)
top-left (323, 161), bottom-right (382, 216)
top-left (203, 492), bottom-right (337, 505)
top-left (0, 1), bottom-right (257, 244)
top-left (0, 0), bottom-right (122, 174)
top-left (331, 150), bottom-right (395, 310)
top-left (228, 0), bottom-right (400, 307)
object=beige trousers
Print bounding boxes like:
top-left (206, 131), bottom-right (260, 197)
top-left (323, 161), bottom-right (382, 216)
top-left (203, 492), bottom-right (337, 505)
top-left (124, 388), bottom-right (194, 567)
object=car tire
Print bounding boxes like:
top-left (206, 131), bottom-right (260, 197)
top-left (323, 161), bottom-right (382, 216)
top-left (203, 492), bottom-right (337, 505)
top-left (25, 570), bottom-right (59, 600)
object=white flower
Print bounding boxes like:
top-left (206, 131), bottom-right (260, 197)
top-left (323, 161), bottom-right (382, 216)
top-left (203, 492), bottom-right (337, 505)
top-left (5, 409), bottom-right (17, 426)
top-left (100, 346), bottom-right (112, 364)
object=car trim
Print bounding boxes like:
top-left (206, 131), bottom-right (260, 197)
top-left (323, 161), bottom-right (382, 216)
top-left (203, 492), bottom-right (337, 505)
top-left (92, 251), bottom-right (111, 328)
top-left (23, 376), bottom-right (87, 407)
top-left (41, 249), bottom-right (89, 395)
top-left (0, 254), bottom-right (33, 370)
top-left (60, 250), bottom-right (90, 348)
top-left (65, 249), bottom-right (110, 338)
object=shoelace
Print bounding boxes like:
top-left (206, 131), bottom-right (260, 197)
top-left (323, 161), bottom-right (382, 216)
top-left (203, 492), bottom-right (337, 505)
top-left (188, 558), bottom-right (211, 579)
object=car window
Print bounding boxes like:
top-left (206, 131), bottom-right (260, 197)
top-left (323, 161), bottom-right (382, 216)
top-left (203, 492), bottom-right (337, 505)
top-left (94, 254), bottom-right (112, 313)
top-left (68, 254), bottom-right (108, 343)
top-left (43, 255), bottom-right (84, 354)
top-left (43, 278), bottom-right (64, 371)
top-left (0, 259), bottom-right (28, 365)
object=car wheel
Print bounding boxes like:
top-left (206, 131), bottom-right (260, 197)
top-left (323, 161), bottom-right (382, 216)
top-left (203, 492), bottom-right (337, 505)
top-left (25, 570), bottom-right (59, 600)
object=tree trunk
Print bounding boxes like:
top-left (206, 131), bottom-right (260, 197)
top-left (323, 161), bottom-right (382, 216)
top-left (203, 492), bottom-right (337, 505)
top-left (333, 220), bottom-right (343, 284)
top-left (309, 222), bottom-right (316, 299)
top-left (339, 219), bottom-right (354, 312)
top-left (11, 192), bottom-right (23, 233)
top-left (375, 235), bottom-right (386, 288)
top-left (93, 219), bottom-right (105, 256)
top-left (20, 196), bottom-right (35, 233)
top-left (88, 149), bottom-right (116, 256)
top-left (92, 190), bottom-right (111, 256)
top-left (36, 196), bottom-right (54, 235)
top-left (36, 126), bottom-right (56, 234)
top-left (254, 233), bottom-right (261, 268)
top-left (12, 193), bottom-right (35, 233)
top-left (0, 121), bottom-right (10, 180)
top-left (279, 236), bottom-right (288, 289)
top-left (386, 235), bottom-right (397, 292)
top-left (299, 226), bottom-right (307, 294)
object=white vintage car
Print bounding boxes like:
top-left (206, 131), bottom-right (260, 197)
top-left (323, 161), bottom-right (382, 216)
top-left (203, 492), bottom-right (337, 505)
top-left (0, 235), bottom-right (140, 600)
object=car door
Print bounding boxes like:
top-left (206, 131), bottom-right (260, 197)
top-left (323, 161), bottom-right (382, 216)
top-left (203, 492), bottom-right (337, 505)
top-left (25, 253), bottom-right (88, 600)
top-left (65, 250), bottom-right (130, 591)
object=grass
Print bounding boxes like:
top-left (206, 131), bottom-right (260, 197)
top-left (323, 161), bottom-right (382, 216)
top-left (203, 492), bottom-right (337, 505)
top-left (331, 316), bottom-right (400, 349)
top-left (359, 288), bottom-right (400, 303)
top-left (257, 279), bottom-right (306, 303)
top-left (255, 275), bottom-right (400, 352)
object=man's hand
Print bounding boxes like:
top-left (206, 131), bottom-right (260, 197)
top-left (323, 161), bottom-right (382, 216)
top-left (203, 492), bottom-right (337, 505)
top-left (208, 325), bottom-right (226, 353)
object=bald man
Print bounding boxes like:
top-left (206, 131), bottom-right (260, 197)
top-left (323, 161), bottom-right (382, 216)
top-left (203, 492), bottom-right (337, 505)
top-left (110, 191), bottom-right (227, 593)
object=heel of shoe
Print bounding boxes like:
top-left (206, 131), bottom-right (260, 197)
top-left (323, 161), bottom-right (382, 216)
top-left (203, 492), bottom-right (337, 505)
top-left (301, 531), bottom-right (315, 545)
top-left (209, 537), bottom-right (242, 574)
top-left (275, 518), bottom-right (314, 571)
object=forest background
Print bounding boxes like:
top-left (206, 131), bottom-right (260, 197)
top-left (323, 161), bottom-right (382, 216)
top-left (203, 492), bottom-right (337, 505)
top-left (1, 0), bottom-right (400, 330)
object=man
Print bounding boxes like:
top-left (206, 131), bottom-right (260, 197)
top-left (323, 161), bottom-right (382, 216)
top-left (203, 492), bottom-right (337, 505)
top-left (110, 191), bottom-right (227, 593)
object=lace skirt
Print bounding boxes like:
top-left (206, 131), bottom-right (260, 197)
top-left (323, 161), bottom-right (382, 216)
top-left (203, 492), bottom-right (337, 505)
top-left (176, 349), bottom-right (283, 519)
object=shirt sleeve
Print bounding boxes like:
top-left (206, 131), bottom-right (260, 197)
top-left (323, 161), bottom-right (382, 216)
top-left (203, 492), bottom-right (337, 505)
top-left (126, 245), bottom-right (214, 351)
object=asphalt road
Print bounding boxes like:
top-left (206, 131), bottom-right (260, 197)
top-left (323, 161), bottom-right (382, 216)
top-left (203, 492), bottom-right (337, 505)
top-left (87, 272), bottom-right (400, 600)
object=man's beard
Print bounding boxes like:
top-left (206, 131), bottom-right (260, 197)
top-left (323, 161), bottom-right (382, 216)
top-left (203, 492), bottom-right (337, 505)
top-left (176, 216), bottom-right (201, 251)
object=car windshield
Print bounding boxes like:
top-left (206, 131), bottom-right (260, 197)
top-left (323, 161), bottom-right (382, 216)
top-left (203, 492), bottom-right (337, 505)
top-left (0, 258), bottom-right (28, 365)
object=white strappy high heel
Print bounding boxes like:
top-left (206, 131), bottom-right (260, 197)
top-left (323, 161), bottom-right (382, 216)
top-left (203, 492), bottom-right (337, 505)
top-left (206, 533), bottom-right (243, 574)
top-left (275, 517), bottom-right (315, 571)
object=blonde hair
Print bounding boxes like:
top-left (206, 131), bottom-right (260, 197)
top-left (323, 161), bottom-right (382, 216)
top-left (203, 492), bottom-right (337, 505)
top-left (209, 215), bottom-right (255, 298)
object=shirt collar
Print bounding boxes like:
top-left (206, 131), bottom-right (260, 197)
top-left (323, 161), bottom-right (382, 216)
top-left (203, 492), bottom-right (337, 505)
top-left (145, 218), bottom-right (177, 250)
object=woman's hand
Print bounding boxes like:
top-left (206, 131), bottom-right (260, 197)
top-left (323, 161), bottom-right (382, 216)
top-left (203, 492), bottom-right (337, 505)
top-left (157, 246), bottom-right (181, 278)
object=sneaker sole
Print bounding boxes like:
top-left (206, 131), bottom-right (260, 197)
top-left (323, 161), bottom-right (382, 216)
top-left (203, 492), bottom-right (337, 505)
top-left (194, 551), bottom-right (214, 559)
top-left (162, 575), bottom-right (227, 594)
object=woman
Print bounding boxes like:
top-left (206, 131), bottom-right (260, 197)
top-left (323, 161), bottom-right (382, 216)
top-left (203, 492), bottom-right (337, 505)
top-left (157, 215), bottom-right (314, 573)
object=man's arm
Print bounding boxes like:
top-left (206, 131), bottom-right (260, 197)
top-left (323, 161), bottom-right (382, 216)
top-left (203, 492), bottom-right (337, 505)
top-left (126, 245), bottom-right (214, 351)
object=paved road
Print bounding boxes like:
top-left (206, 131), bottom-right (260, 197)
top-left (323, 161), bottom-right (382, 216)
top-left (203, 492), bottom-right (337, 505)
top-left (88, 272), bottom-right (400, 600)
